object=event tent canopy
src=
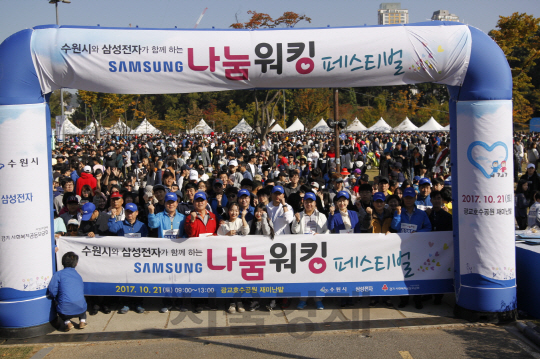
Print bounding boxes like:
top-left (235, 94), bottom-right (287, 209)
top-left (132, 118), bottom-right (161, 135)
top-left (393, 117), bottom-right (419, 131)
top-left (81, 122), bottom-right (107, 135)
top-left (188, 119), bottom-right (213, 134)
top-left (270, 123), bottom-right (285, 132)
top-left (443, 125), bottom-right (450, 131)
top-left (286, 118), bottom-right (305, 132)
top-left (107, 119), bottom-right (132, 135)
top-left (230, 118), bottom-right (254, 133)
top-left (417, 117), bottom-right (445, 131)
top-left (345, 118), bottom-right (368, 132)
top-left (311, 118), bottom-right (332, 132)
top-left (368, 118), bottom-right (392, 132)
top-left (60, 119), bottom-right (82, 135)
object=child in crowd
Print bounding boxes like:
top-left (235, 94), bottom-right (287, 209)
top-left (47, 252), bottom-right (87, 331)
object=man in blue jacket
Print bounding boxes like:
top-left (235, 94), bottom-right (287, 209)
top-left (47, 252), bottom-right (87, 331)
top-left (108, 203), bottom-right (148, 237)
top-left (148, 192), bottom-right (186, 239)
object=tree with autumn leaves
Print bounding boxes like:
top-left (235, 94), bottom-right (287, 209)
top-left (230, 10), bottom-right (313, 140)
top-left (489, 13), bottom-right (540, 127)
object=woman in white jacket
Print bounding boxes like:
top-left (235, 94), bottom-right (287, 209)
top-left (291, 192), bottom-right (328, 310)
top-left (217, 202), bottom-right (249, 236)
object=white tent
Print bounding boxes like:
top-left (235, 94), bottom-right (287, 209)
top-left (230, 118), bottom-right (254, 133)
top-left (81, 122), bottom-right (106, 135)
top-left (60, 119), bottom-right (82, 135)
top-left (311, 118), bottom-right (332, 132)
top-left (393, 117), bottom-right (419, 131)
top-left (345, 118), bottom-right (368, 132)
top-left (443, 124), bottom-right (450, 131)
top-left (133, 118), bottom-right (161, 135)
top-left (368, 118), bottom-right (393, 132)
top-left (286, 118), bottom-right (305, 132)
top-left (108, 119), bottom-right (132, 135)
top-left (188, 119), bottom-right (213, 134)
top-left (417, 117), bottom-right (445, 132)
top-left (270, 123), bottom-right (285, 132)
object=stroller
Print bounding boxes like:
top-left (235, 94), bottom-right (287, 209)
top-left (365, 151), bottom-right (380, 170)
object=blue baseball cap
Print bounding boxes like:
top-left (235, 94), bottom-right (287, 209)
top-left (238, 189), bottom-right (251, 197)
top-left (373, 192), bottom-right (386, 202)
top-left (165, 192), bottom-right (178, 202)
top-left (403, 187), bottom-right (417, 198)
top-left (419, 178), bottom-right (431, 186)
top-left (413, 176), bottom-right (421, 182)
top-left (304, 192), bottom-right (316, 201)
top-left (271, 185), bottom-right (284, 194)
top-left (125, 203), bottom-right (138, 212)
top-left (336, 191), bottom-right (350, 200)
top-left (194, 192), bottom-right (207, 201)
top-left (81, 202), bottom-right (96, 221)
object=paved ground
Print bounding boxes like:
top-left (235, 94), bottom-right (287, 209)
top-left (2, 324), bottom-right (539, 359)
top-left (2, 295), bottom-right (540, 358)
top-left (9, 295), bottom-right (463, 341)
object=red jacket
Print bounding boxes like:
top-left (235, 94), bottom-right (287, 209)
top-left (184, 211), bottom-right (217, 237)
top-left (76, 172), bottom-right (97, 196)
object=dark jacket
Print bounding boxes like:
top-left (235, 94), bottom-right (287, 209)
top-left (428, 209), bottom-right (453, 232)
top-left (78, 212), bottom-right (111, 236)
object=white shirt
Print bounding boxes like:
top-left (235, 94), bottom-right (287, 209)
top-left (217, 218), bottom-right (249, 236)
top-left (340, 210), bottom-right (352, 229)
top-left (266, 202), bottom-right (294, 235)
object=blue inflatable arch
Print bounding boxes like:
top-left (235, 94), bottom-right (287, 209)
top-left (0, 22), bottom-right (514, 337)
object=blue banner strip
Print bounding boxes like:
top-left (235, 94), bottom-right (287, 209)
top-left (84, 279), bottom-right (454, 298)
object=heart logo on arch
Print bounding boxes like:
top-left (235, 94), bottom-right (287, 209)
top-left (467, 141), bottom-right (508, 179)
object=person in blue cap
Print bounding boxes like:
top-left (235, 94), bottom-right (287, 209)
top-left (147, 192), bottom-right (186, 239)
top-left (78, 202), bottom-right (110, 237)
top-left (415, 178), bottom-right (433, 208)
top-left (292, 192), bottom-right (328, 310)
top-left (237, 189), bottom-right (255, 222)
top-left (327, 191), bottom-right (365, 234)
top-left (108, 203), bottom-right (148, 237)
top-left (390, 186), bottom-right (432, 310)
top-left (266, 185), bottom-right (294, 236)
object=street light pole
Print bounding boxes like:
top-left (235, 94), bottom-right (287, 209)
top-left (50, 0), bottom-right (71, 127)
top-left (334, 89), bottom-right (340, 172)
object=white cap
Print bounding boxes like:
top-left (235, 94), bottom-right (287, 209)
top-left (200, 174), bottom-right (209, 182)
top-left (528, 163), bottom-right (536, 169)
top-left (67, 219), bottom-right (79, 226)
top-left (189, 170), bottom-right (199, 181)
top-left (83, 165), bottom-right (92, 173)
top-left (229, 160), bottom-right (238, 167)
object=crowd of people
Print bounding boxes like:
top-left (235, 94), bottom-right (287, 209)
top-left (50, 129), bottom-right (458, 328)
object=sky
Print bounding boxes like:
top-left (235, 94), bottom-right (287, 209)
top-left (0, 0), bottom-right (537, 43)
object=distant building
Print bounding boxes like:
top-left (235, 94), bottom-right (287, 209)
top-left (378, 3), bottom-right (409, 25)
top-left (431, 10), bottom-right (460, 22)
